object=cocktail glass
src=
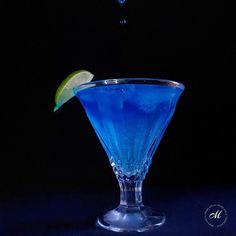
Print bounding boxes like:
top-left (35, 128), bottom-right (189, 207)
top-left (74, 78), bottom-right (184, 232)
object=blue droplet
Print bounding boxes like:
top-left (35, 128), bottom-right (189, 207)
top-left (118, 0), bottom-right (126, 6)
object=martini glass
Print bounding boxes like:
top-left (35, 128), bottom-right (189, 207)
top-left (74, 78), bottom-right (184, 232)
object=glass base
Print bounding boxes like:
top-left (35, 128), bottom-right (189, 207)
top-left (96, 205), bottom-right (165, 232)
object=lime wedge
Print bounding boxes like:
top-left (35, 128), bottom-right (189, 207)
top-left (54, 70), bottom-right (94, 112)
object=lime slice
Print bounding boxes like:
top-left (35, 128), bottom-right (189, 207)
top-left (54, 70), bottom-right (94, 112)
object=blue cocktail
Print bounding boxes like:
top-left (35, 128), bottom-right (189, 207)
top-left (75, 78), bottom-right (184, 232)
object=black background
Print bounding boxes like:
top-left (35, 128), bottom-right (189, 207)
top-left (3, 0), bottom-right (235, 196)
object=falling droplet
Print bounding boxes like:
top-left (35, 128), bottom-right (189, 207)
top-left (120, 19), bottom-right (127, 25)
top-left (117, 0), bottom-right (126, 6)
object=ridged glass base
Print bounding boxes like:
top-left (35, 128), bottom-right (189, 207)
top-left (97, 205), bottom-right (165, 232)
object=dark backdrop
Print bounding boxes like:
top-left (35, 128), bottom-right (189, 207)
top-left (2, 0), bottom-right (235, 195)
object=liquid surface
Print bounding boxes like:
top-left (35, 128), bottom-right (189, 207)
top-left (76, 83), bottom-right (182, 177)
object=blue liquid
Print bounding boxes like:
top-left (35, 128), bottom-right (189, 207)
top-left (76, 82), bottom-right (183, 177)
top-left (118, 0), bottom-right (126, 5)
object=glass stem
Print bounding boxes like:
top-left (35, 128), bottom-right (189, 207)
top-left (119, 180), bottom-right (143, 207)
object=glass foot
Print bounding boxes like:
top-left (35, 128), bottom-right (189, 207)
top-left (97, 205), bottom-right (165, 232)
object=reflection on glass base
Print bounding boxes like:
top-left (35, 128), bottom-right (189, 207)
top-left (97, 205), bottom-right (165, 232)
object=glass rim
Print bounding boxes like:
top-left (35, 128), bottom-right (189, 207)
top-left (75, 78), bottom-right (185, 92)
